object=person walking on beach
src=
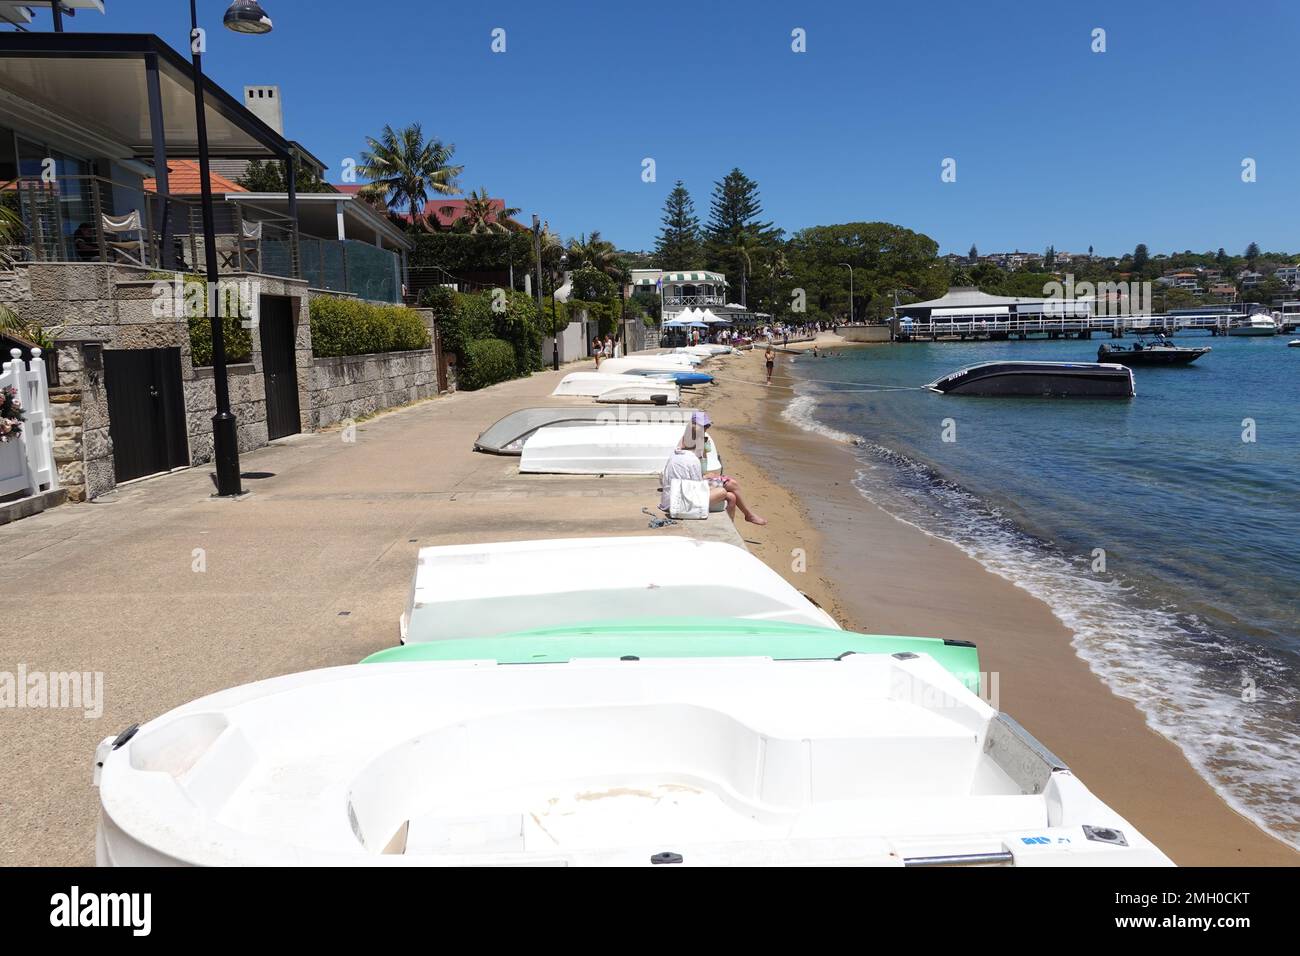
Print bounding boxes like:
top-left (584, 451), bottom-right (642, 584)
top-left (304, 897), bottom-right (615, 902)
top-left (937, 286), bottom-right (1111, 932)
top-left (764, 345), bottom-right (776, 385)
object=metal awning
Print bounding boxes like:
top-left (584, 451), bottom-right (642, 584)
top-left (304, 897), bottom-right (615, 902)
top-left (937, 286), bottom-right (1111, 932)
top-left (663, 271), bottom-right (727, 284)
top-left (0, 32), bottom-right (321, 166)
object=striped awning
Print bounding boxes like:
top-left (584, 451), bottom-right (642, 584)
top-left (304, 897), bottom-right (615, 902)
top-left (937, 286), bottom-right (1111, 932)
top-left (663, 271), bottom-right (727, 284)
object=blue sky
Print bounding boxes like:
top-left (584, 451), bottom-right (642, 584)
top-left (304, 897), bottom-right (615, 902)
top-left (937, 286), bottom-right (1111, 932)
top-left (66, 0), bottom-right (1300, 256)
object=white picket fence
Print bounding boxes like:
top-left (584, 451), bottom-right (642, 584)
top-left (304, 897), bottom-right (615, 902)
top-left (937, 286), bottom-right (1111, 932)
top-left (0, 347), bottom-right (58, 498)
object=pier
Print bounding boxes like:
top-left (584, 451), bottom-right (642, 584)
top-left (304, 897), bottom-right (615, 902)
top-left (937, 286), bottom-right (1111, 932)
top-left (893, 312), bottom-right (1269, 341)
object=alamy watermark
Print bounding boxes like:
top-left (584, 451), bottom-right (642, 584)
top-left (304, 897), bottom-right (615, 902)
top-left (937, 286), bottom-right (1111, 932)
top-left (1, 666), bottom-right (103, 718)
top-left (151, 273), bottom-right (260, 329)
top-left (1042, 273), bottom-right (1151, 317)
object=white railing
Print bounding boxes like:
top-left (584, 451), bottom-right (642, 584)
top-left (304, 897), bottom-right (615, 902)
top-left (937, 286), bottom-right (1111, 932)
top-left (0, 348), bottom-right (58, 499)
top-left (664, 295), bottom-right (726, 307)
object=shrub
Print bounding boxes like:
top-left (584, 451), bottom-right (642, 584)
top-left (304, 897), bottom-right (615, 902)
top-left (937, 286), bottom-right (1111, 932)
top-left (309, 296), bottom-right (430, 358)
top-left (188, 314), bottom-right (253, 366)
top-left (458, 337), bottom-right (516, 390)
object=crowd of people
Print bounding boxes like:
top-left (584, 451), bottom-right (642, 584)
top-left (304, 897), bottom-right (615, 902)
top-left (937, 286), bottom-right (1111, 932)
top-left (659, 412), bottom-right (766, 526)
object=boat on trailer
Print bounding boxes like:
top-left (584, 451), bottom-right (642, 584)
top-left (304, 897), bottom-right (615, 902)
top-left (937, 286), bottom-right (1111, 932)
top-left (519, 421), bottom-right (684, 475)
top-left (474, 406), bottom-right (696, 455)
top-left (927, 361), bottom-right (1135, 398)
top-left (398, 537), bottom-right (840, 643)
top-left (1097, 335), bottom-right (1210, 366)
top-left (94, 615), bottom-right (1172, 866)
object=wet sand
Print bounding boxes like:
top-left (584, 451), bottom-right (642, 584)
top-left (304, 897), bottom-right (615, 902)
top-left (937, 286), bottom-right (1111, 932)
top-left (693, 337), bottom-right (1298, 866)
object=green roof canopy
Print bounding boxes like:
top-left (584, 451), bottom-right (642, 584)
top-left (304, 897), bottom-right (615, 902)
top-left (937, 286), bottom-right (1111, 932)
top-left (663, 271), bottom-right (727, 284)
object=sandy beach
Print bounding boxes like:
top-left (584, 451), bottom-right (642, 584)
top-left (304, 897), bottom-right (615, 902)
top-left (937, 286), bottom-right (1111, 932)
top-left (690, 337), bottom-right (1297, 866)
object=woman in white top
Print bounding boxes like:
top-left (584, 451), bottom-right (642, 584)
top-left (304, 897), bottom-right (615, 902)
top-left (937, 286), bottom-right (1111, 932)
top-left (660, 423), bottom-right (735, 517)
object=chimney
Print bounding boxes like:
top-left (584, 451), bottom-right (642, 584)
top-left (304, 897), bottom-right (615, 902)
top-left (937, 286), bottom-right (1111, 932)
top-left (243, 85), bottom-right (283, 134)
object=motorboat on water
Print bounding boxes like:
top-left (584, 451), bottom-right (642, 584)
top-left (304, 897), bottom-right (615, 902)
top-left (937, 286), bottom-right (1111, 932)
top-left (398, 537), bottom-right (840, 643)
top-left (927, 361), bottom-right (1135, 398)
top-left (1097, 335), bottom-right (1210, 366)
top-left (1227, 314), bottom-right (1278, 336)
top-left (1289, 339), bottom-right (1300, 348)
top-left (474, 406), bottom-right (696, 455)
top-left (519, 421), bottom-right (684, 475)
top-left (94, 616), bottom-right (1173, 865)
top-left (552, 372), bottom-right (679, 404)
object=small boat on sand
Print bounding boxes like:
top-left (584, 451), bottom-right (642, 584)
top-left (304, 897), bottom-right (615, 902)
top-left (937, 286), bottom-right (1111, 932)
top-left (94, 615), bottom-right (1172, 866)
top-left (927, 361), bottom-right (1135, 398)
top-left (399, 537), bottom-right (840, 643)
top-left (474, 406), bottom-right (696, 455)
top-left (552, 372), bottom-right (680, 404)
top-left (1098, 336), bottom-right (1210, 366)
top-left (519, 421), bottom-right (683, 475)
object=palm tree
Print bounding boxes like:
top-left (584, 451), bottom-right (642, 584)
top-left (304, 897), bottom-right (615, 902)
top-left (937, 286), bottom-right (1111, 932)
top-left (357, 123), bottom-right (463, 229)
top-left (445, 188), bottom-right (521, 234)
top-left (566, 230), bottom-right (623, 281)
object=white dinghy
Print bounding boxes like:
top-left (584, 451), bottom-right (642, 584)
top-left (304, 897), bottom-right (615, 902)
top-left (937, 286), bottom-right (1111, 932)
top-left (552, 372), bottom-right (679, 403)
top-left (519, 421), bottom-right (684, 475)
top-left (94, 645), bottom-right (1173, 866)
top-left (594, 382), bottom-right (681, 404)
top-left (399, 537), bottom-right (839, 643)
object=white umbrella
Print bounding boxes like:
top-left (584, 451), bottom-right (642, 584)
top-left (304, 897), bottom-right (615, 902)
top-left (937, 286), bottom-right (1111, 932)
top-left (699, 309), bottom-right (730, 324)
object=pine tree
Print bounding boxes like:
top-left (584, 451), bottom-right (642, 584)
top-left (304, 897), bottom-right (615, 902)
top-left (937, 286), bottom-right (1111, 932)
top-left (968, 243), bottom-right (978, 259)
top-left (703, 168), bottom-right (778, 303)
top-left (654, 181), bottom-right (702, 270)
top-left (1133, 243), bottom-right (1149, 272)
top-left (1245, 241), bottom-right (1260, 262)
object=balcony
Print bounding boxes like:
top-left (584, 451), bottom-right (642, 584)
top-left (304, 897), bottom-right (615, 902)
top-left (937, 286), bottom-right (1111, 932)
top-left (664, 293), bottom-right (727, 307)
top-left (1, 175), bottom-right (403, 302)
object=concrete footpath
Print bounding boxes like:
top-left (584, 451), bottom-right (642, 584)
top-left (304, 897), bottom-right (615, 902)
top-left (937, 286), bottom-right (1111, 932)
top-left (0, 360), bottom-right (738, 865)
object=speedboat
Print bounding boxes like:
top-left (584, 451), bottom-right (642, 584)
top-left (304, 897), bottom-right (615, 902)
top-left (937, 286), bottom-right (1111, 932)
top-left (474, 406), bottom-right (696, 455)
top-left (94, 615), bottom-right (1173, 866)
top-left (552, 372), bottom-right (678, 402)
top-left (927, 361), bottom-right (1135, 398)
top-left (1227, 314), bottom-right (1278, 336)
top-left (519, 421), bottom-right (684, 475)
top-left (398, 537), bottom-right (840, 643)
top-left (1289, 339), bottom-right (1300, 348)
top-left (1097, 336), bottom-right (1210, 366)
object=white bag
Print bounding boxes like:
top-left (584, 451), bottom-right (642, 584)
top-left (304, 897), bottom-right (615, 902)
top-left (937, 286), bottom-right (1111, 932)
top-left (668, 478), bottom-right (710, 519)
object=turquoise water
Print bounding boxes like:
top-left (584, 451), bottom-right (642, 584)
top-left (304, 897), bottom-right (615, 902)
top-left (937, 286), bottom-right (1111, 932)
top-left (784, 334), bottom-right (1299, 845)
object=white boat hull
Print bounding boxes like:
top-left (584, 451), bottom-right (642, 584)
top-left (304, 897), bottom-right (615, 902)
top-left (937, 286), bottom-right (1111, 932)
top-left (399, 537), bottom-right (840, 643)
top-left (519, 421), bottom-right (683, 475)
top-left (552, 372), bottom-right (680, 404)
top-left (94, 652), bottom-right (1173, 866)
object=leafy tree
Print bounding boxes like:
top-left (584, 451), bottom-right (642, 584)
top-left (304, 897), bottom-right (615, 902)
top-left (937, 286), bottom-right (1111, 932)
top-left (1044, 245), bottom-right (1056, 270)
top-left (357, 123), bottom-right (463, 229)
top-left (1132, 243), bottom-right (1150, 273)
top-left (570, 265), bottom-right (617, 302)
top-left (654, 181), bottom-right (702, 270)
top-left (1245, 241), bottom-right (1261, 263)
top-left (237, 157), bottom-right (335, 194)
top-left (1216, 247), bottom-right (1229, 267)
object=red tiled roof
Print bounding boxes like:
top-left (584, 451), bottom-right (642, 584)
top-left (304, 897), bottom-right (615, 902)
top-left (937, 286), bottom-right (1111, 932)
top-left (144, 159), bottom-right (247, 194)
top-left (328, 188), bottom-right (505, 227)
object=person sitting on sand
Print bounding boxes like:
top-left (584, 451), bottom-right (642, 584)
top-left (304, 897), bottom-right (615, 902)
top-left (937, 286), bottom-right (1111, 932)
top-left (693, 411), bottom-right (767, 526)
top-left (661, 423), bottom-right (763, 525)
top-left (764, 345), bottom-right (776, 385)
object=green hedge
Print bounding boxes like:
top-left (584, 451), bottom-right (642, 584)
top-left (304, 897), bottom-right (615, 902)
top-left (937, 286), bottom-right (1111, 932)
top-left (309, 296), bottom-right (430, 358)
top-left (189, 314), bottom-right (253, 366)
top-left (418, 287), bottom-right (543, 380)
top-left (458, 337), bottom-right (516, 390)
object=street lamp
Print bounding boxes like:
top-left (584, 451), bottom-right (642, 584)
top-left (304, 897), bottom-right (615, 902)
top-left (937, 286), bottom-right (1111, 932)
top-left (192, 1), bottom-right (274, 497)
top-left (838, 262), bottom-right (854, 324)
top-left (550, 252), bottom-right (567, 371)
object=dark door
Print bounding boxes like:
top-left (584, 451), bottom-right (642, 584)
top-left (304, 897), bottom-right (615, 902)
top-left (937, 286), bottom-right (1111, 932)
top-left (104, 348), bottom-right (189, 483)
top-left (259, 296), bottom-right (301, 440)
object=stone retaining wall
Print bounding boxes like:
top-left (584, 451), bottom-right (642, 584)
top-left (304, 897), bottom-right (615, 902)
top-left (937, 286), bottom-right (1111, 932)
top-left (310, 348), bottom-right (437, 429)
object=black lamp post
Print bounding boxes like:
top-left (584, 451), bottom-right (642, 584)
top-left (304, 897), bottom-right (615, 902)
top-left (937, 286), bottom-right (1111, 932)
top-left (550, 252), bottom-right (567, 371)
top-left (190, 0), bottom-right (273, 497)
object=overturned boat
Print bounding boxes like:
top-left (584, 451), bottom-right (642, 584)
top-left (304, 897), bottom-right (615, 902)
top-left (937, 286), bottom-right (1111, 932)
top-left (399, 537), bottom-right (840, 643)
top-left (598, 357), bottom-right (714, 385)
top-left (552, 372), bottom-right (680, 404)
top-left (94, 617), bottom-right (1173, 866)
top-left (474, 406), bottom-right (696, 455)
top-left (927, 361), bottom-right (1135, 398)
top-left (1098, 337), bottom-right (1209, 366)
top-left (519, 421), bottom-right (683, 475)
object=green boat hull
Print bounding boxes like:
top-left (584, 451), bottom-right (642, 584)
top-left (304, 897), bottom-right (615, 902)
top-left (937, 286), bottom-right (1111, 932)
top-left (362, 618), bottom-right (981, 694)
